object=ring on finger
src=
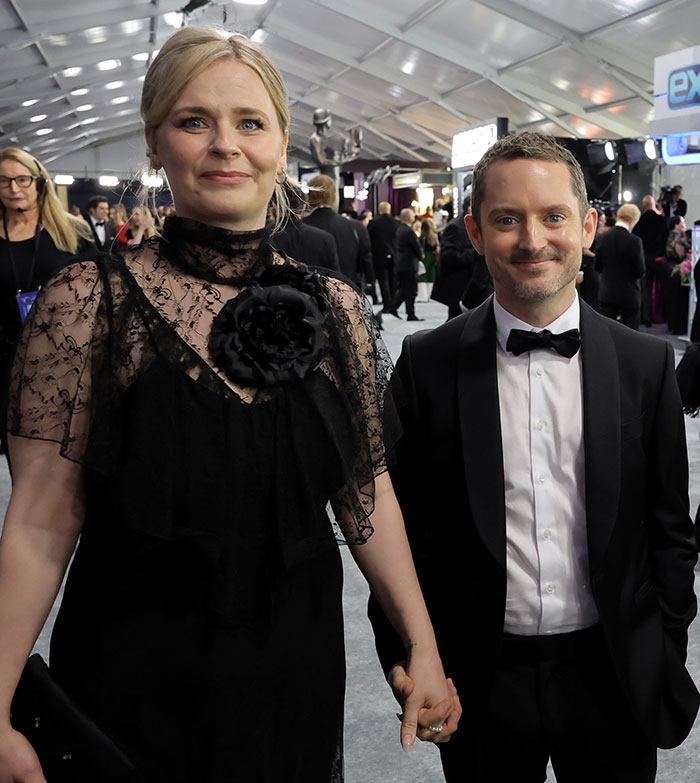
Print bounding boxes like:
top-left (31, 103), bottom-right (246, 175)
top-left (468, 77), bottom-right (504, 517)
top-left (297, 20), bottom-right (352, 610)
top-left (428, 724), bottom-right (444, 733)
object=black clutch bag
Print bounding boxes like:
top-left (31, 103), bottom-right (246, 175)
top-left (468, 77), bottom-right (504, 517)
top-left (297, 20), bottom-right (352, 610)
top-left (10, 654), bottom-right (135, 782)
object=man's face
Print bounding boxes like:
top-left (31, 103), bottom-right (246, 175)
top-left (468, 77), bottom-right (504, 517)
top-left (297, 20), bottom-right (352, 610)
top-left (466, 159), bottom-right (596, 314)
top-left (90, 201), bottom-right (109, 221)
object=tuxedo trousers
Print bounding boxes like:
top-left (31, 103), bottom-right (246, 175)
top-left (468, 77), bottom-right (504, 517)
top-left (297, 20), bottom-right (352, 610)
top-left (439, 624), bottom-right (656, 783)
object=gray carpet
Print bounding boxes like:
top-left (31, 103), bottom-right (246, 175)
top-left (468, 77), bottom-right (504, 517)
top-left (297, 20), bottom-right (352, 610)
top-left (1, 297), bottom-right (699, 781)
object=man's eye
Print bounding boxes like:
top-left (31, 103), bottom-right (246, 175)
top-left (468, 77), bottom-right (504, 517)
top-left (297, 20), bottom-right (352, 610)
top-left (498, 216), bottom-right (516, 226)
top-left (548, 214), bottom-right (564, 223)
top-left (240, 119), bottom-right (262, 131)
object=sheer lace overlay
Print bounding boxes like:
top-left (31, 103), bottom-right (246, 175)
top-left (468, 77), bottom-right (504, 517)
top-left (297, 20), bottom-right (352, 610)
top-left (8, 216), bottom-right (396, 545)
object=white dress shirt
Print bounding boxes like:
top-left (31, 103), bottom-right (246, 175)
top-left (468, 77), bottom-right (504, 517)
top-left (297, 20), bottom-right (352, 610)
top-left (494, 296), bottom-right (599, 635)
top-left (90, 215), bottom-right (106, 245)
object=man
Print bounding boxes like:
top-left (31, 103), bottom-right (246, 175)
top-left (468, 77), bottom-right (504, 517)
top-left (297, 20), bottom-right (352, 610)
top-left (303, 175), bottom-right (363, 284)
top-left (370, 132), bottom-right (699, 782)
top-left (633, 195), bottom-right (670, 327)
top-left (268, 216), bottom-right (340, 272)
top-left (367, 201), bottom-right (399, 310)
top-left (387, 208), bottom-right (423, 321)
top-left (431, 196), bottom-right (477, 319)
top-left (595, 203), bottom-right (645, 330)
top-left (85, 195), bottom-right (117, 251)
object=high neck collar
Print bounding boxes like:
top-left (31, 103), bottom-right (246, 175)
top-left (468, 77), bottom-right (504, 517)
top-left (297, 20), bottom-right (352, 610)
top-left (159, 215), bottom-right (271, 285)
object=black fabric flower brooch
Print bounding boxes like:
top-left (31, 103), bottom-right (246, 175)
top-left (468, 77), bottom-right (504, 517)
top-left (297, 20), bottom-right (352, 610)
top-left (210, 261), bottom-right (330, 386)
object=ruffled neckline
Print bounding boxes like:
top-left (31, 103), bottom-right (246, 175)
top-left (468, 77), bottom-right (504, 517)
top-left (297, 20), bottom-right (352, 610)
top-left (159, 215), bottom-right (271, 285)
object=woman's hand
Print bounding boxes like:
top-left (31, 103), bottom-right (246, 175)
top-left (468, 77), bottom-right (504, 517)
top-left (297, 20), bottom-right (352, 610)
top-left (0, 727), bottom-right (46, 783)
top-left (388, 653), bottom-right (462, 751)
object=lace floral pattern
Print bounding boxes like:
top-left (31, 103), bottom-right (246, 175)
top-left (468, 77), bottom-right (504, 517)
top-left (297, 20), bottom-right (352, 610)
top-left (8, 216), bottom-right (395, 545)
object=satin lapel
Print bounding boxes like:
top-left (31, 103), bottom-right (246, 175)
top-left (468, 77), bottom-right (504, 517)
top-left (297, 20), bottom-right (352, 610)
top-left (457, 298), bottom-right (506, 571)
top-left (580, 302), bottom-right (621, 574)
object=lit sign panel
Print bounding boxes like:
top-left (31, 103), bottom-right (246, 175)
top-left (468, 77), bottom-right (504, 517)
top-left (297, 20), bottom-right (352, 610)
top-left (668, 64), bottom-right (700, 110)
top-left (451, 122), bottom-right (498, 170)
top-left (661, 133), bottom-right (700, 165)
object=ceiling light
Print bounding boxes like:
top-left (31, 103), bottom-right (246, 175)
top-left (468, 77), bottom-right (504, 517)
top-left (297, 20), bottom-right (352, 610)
top-left (76, 104), bottom-right (93, 112)
top-left (163, 12), bottom-right (184, 27)
top-left (121, 19), bottom-right (143, 35)
top-left (62, 67), bottom-right (82, 77)
top-left (105, 81), bottom-right (124, 90)
top-left (21, 99), bottom-right (38, 107)
top-left (233, 0), bottom-right (269, 4)
top-left (36, 128), bottom-right (53, 136)
top-left (110, 96), bottom-right (130, 105)
top-left (251, 29), bottom-right (268, 43)
top-left (54, 174), bottom-right (75, 185)
top-left (604, 141), bottom-right (616, 161)
top-left (132, 52), bottom-right (150, 61)
top-left (141, 173), bottom-right (164, 188)
top-left (82, 117), bottom-right (99, 124)
top-left (85, 26), bottom-right (108, 45)
top-left (99, 176), bottom-right (119, 187)
top-left (70, 88), bottom-right (88, 96)
top-left (623, 190), bottom-right (632, 202)
top-left (30, 114), bottom-right (47, 122)
top-left (644, 138), bottom-right (657, 160)
top-left (97, 59), bottom-right (121, 71)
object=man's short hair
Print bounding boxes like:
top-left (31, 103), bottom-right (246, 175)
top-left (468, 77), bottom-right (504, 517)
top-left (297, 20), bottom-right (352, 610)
top-left (641, 195), bottom-right (655, 212)
top-left (378, 201), bottom-right (391, 215)
top-left (306, 174), bottom-right (337, 209)
top-left (616, 203), bottom-right (641, 229)
top-left (471, 132), bottom-right (589, 226)
top-left (462, 195), bottom-right (471, 215)
top-left (399, 208), bottom-right (415, 222)
top-left (88, 195), bottom-right (108, 212)
top-left (360, 209), bottom-right (372, 221)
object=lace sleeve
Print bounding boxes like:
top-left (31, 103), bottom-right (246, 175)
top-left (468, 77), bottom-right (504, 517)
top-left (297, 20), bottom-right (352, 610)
top-left (7, 260), bottom-right (111, 469)
top-left (324, 276), bottom-right (400, 544)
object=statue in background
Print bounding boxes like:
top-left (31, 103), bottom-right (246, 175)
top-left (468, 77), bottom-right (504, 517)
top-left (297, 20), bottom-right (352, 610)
top-left (309, 108), bottom-right (362, 182)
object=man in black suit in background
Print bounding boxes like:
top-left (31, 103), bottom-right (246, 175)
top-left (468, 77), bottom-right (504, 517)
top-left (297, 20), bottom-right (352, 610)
top-left (368, 201), bottom-right (399, 310)
top-left (268, 216), bottom-right (340, 272)
top-left (595, 202), bottom-right (645, 330)
top-left (387, 208), bottom-right (423, 321)
top-left (431, 196), bottom-right (476, 319)
top-left (370, 132), bottom-right (698, 782)
top-left (303, 174), bottom-right (363, 285)
top-left (85, 195), bottom-right (117, 251)
top-left (634, 195), bottom-right (670, 327)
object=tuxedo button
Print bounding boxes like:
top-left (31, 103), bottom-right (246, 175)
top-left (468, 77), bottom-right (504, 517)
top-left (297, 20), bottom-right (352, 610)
top-left (543, 528), bottom-right (551, 539)
top-left (536, 420), bottom-right (545, 430)
top-left (546, 583), bottom-right (555, 593)
top-left (536, 367), bottom-right (544, 377)
top-left (538, 473), bottom-right (546, 483)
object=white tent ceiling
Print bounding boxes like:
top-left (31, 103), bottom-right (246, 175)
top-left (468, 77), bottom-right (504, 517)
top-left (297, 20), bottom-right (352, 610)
top-left (0, 0), bottom-right (698, 175)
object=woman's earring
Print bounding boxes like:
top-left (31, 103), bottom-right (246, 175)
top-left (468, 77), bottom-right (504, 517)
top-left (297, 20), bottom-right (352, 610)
top-left (275, 168), bottom-right (288, 186)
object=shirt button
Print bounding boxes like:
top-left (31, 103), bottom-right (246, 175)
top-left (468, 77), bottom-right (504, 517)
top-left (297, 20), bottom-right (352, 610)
top-left (536, 367), bottom-right (544, 377)
top-left (543, 528), bottom-right (551, 539)
top-left (546, 583), bottom-right (555, 593)
top-left (536, 420), bottom-right (545, 430)
top-left (539, 473), bottom-right (546, 483)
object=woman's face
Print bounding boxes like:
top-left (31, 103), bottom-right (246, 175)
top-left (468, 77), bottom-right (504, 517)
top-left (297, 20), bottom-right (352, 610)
top-left (0, 158), bottom-right (39, 214)
top-left (131, 208), bottom-right (144, 227)
top-left (147, 57), bottom-right (288, 231)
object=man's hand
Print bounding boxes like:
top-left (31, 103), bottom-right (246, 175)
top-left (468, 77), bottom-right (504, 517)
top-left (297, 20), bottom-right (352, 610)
top-left (388, 662), bottom-right (462, 748)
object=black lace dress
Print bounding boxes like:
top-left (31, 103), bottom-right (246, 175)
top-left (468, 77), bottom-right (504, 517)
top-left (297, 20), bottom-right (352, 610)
top-left (7, 217), bottom-right (395, 783)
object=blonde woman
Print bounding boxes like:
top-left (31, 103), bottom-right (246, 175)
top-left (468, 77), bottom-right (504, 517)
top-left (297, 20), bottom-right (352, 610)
top-left (0, 147), bottom-right (93, 460)
top-left (0, 26), bottom-right (459, 783)
top-left (126, 205), bottom-right (157, 246)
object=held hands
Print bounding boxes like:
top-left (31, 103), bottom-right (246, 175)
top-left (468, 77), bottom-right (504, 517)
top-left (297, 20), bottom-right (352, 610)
top-left (388, 654), bottom-right (462, 751)
top-left (0, 728), bottom-right (46, 783)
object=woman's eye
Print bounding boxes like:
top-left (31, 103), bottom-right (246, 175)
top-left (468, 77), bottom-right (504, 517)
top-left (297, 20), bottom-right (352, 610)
top-left (240, 119), bottom-right (262, 131)
top-left (181, 117), bottom-right (206, 130)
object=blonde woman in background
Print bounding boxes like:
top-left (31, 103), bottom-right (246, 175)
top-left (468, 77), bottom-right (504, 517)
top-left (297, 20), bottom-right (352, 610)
top-left (126, 205), bottom-right (157, 246)
top-left (0, 147), bottom-right (93, 461)
top-left (0, 26), bottom-right (458, 783)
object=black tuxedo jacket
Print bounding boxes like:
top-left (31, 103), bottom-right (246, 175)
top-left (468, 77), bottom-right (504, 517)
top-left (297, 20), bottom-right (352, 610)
top-left (268, 218), bottom-right (340, 273)
top-left (633, 210), bottom-right (669, 261)
top-left (431, 214), bottom-right (476, 309)
top-left (303, 207), bottom-right (360, 282)
top-left (395, 222), bottom-right (423, 274)
top-left (367, 214), bottom-right (399, 273)
top-left (369, 297), bottom-right (699, 749)
top-left (85, 218), bottom-right (118, 252)
top-left (595, 225), bottom-right (645, 308)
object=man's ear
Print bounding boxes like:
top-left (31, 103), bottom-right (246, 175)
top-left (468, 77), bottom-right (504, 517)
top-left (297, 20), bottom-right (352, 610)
top-left (145, 128), bottom-right (162, 170)
top-left (582, 207), bottom-right (597, 251)
top-left (466, 214), bottom-right (484, 254)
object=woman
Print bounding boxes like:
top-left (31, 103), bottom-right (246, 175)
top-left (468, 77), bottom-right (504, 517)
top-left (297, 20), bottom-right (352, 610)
top-left (418, 217), bottom-right (438, 301)
top-left (112, 202), bottom-right (130, 248)
top-left (0, 26), bottom-right (458, 783)
top-left (0, 148), bottom-right (93, 459)
top-left (126, 205), bottom-right (157, 246)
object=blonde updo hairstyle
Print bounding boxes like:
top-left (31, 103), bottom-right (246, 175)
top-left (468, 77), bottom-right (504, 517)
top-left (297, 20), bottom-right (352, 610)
top-left (141, 26), bottom-right (302, 231)
top-left (0, 147), bottom-right (92, 254)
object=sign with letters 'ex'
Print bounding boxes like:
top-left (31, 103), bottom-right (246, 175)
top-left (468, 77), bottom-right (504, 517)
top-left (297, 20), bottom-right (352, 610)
top-left (650, 45), bottom-right (700, 139)
top-left (668, 64), bottom-right (700, 110)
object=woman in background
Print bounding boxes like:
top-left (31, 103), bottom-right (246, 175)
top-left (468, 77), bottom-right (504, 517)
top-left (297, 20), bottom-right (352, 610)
top-left (126, 204), bottom-right (157, 246)
top-left (0, 148), bottom-right (93, 460)
top-left (112, 202), bottom-right (130, 248)
top-left (418, 217), bottom-right (438, 301)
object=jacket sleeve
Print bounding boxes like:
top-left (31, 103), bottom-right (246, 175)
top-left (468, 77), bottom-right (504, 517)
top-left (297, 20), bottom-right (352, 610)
top-left (631, 235), bottom-right (645, 279)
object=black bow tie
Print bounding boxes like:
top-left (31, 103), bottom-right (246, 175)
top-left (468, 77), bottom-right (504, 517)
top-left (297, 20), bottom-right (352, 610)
top-left (506, 328), bottom-right (581, 358)
top-left (95, 220), bottom-right (105, 226)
